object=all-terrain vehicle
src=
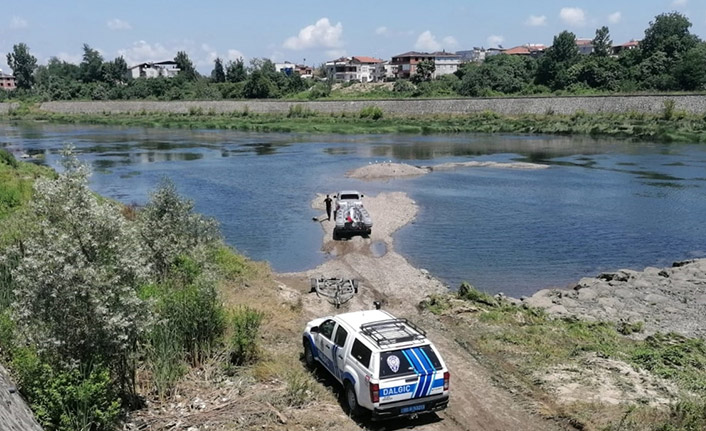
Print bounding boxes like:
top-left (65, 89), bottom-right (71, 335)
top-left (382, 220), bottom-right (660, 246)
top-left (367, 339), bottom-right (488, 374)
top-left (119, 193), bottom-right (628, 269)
top-left (333, 191), bottom-right (372, 240)
top-left (302, 309), bottom-right (450, 420)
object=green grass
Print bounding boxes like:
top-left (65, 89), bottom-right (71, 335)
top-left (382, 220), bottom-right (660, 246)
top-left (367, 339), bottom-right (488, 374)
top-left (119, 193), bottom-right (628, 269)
top-left (0, 150), bottom-right (55, 221)
top-left (431, 285), bottom-right (706, 430)
top-left (6, 106), bottom-right (706, 143)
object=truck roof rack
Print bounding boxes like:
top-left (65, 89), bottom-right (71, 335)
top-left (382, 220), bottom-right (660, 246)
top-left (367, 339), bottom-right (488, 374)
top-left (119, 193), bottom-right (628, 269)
top-left (359, 318), bottom-right (427, 347)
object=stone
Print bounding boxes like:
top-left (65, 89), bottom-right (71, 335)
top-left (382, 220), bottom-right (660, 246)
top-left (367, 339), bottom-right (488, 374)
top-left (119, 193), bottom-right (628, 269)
top-left (578, 288), bottom-right (598, 301)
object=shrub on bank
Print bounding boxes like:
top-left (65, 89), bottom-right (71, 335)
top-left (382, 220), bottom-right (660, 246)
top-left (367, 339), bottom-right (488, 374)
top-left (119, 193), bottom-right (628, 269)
top-left (0, 151), bottom-right (266, 428)
top-left (359, 105), bottom-right (383, 120)
top-left (11, 348), bottom-right (121, 431)
top-left (227, 306), bottom-right (264, 366)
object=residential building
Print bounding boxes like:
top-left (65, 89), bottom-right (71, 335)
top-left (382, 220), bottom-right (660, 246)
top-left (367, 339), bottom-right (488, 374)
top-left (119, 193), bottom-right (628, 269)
top-left (0, 70), bottom-right (16, 90)
top-left (129, 61), bottom-right (180, 79)
top-left (295, 64), bottom-right (313, 78)
top-left (456, 48), bottom-right (487, 63)
top-left (485, 47), bottom-right (505, 58)
top-left (275, 62), bottom-right (313, 78)
top-left (390, 51), bottom-right (461, 79)
top-left (612, 40), bottom-right (640, 56)
top-left (576, 38), bottom-right (594, 55)
top-left (391, 51), bottom-right (433, 79)
top-left (275, 62), bottom-right (296, 76)
top-left (432, 52), bottom-right (461, 77)
top-left (503, 44), bottom-right (547, 58)
top-left (382, 61), bottom-right (396, 80)
top-left (324, 56), bottom-right (385, 82)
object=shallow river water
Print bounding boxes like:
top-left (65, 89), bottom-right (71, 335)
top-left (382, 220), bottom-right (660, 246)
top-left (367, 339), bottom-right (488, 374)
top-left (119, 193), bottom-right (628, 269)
top-left (3, 122), bottom-right (706, 297)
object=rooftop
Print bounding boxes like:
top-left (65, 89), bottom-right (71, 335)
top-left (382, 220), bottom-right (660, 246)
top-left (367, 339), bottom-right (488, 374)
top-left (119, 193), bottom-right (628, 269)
top-left (352, 56), bottom-right (383, 64)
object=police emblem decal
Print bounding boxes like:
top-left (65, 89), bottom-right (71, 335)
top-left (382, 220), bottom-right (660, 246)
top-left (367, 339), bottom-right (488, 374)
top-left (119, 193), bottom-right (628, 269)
top-left (387, 355), bottom-right (400, 373)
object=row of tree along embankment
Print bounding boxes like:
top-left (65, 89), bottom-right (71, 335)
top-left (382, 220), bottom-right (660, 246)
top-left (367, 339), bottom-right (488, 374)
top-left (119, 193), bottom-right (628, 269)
top-left (28, 94), bottom-right (706, 116)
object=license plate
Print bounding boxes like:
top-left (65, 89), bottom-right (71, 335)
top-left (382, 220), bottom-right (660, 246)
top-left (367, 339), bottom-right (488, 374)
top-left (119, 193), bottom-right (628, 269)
top-left (401, 404), bottom-right (426, 414)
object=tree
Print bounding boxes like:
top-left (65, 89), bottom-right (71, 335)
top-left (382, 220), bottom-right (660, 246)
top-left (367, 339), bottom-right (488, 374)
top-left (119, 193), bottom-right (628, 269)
top-left (674, 43), bottom-right (706, 90)
top-left (537, 31), bottom-right (580, 90)
top-left (174, 51), bottom-right (197, 81)
top-left (592, 26), bottom-right (612, 57)
top-left (226, 58), bottom-right (247, 83)
top-left (570, 56), bottom-right (623, 90)
top-left (80, 44), bottom-right (105, 83)
top-left (137, 179), bottom-right (219, 282)
top-left (211, 57), bottom-right (225, 83)
top-left (414, 59), bottom-right (436, 82)
top-left (6, 43), bottom-right (37, 90)
top-left (641, 12), bottom-right (700, 60)
top-left (243, 70), bottom-right (278, 98)
top-left (103, 56), bottom-right (128, 84)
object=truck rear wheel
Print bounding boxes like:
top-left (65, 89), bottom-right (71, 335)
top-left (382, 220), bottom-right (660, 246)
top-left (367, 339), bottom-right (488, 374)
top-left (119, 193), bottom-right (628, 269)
top-left (344, 382), bottom-right (362, 418)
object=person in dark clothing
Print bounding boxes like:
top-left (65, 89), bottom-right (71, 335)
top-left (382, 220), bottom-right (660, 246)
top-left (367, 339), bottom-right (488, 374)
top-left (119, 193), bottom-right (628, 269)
top-left (324, 195), bottom-right (333, 220)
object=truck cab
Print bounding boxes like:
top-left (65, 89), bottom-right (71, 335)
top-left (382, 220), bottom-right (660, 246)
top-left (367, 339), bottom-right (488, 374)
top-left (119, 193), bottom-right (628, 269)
top-left (302, 309), bottom-right (450, 420)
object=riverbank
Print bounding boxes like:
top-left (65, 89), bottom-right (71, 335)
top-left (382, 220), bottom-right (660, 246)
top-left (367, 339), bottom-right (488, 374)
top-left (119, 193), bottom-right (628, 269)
top-left (4, 99), bottom-right (706, 142)
top-left (521, 258), bottom-right (706, 339)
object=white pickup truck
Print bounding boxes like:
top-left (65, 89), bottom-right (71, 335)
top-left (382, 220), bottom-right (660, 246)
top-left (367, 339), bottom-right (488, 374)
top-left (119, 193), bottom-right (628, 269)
top-left (333, 191), bottom-right (373, 240)
top-left (302, 309), bottom-right (450, 421)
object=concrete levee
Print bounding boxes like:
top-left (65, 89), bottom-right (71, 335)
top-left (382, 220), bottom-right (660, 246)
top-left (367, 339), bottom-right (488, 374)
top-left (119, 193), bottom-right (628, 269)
top-left (36, 95), bottom-right (706, 116)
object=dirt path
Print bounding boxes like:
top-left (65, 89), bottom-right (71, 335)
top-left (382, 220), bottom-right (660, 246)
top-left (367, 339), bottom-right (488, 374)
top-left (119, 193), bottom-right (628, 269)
top-left (276, 192), bottom-right (566, 431)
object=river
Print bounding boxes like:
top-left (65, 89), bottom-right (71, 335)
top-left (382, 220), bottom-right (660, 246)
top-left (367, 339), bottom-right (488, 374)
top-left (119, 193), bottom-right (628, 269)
top-left (3, 122), bottom-right (706, 297)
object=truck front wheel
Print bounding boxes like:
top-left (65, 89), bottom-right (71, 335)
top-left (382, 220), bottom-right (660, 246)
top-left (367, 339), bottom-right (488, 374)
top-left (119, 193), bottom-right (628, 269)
top-left (303, 340), bottom-right (316, 369)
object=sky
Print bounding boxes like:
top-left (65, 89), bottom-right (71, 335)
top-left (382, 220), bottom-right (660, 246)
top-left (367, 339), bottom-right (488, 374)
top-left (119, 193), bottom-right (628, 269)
top-left (1, 0), bottom-right (706, 75)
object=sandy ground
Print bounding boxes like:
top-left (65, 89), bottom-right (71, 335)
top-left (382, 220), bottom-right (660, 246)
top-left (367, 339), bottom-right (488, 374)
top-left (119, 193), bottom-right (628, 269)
top-left (275, 191), bottom-right (565, 431)
top-left (347, 161), bottom-right (548, 181)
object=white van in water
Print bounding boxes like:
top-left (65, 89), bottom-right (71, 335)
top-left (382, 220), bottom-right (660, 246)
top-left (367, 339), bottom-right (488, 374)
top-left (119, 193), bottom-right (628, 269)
top-left (302, 309), bottom-right (450, 420)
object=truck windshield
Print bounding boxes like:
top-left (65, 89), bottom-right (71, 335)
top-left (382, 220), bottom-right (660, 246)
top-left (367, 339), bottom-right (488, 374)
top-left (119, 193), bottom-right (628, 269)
top-left (379, 345), bottom-right (441, 379)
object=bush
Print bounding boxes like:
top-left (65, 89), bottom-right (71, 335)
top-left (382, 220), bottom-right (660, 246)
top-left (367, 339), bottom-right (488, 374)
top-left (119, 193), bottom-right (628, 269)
top-left (457, 282), bottom-right (497, 306)
top-left (307, 82), bottom-right (331, 99)
top-left (662, 99), bottom-right (676, 120)
top-left (6, 147), bottom-right (149, 391)
top-left (0, 310), bottom-right (16, 356)
top-left (12, 348), bottom-right (121, 431)
top-left (138, 179), bottom-right (220, 281)
top-left (145, 321), bottom-right (186, 399)
top-left (227, 305), bottom-right (264, 366)
top-left (0, 148), bottom-right (19, 168)
top-left (210, 245), bottom-right (250, 280)
top-left (282, 368), bottom-right (316, 407)
top-left (393, 79), bottom-right (416, 93)
top-left (287, 104), bottom-right (315, 118)
top-left (359, 105), bottom-right (384, 120)
top-left (155, 281), bottom-right (226, 366)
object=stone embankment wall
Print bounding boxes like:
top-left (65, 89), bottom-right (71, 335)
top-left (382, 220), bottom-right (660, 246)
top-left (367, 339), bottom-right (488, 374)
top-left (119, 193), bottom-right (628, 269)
top-left (0, 365), bottom-right (42, 431)
top-left (0, 102), bottom-right (18, 114)
top-left (34, 95), bottom-right (706, 116)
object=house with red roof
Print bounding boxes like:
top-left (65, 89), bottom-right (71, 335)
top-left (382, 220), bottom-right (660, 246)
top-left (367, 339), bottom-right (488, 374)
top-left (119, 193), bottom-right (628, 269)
top-left (390, 51), bottom-right (461, 79)
top-left (503, 44), bottom-right (547, 58)
top-left (324, 56), bottom-right (385, 82)
top-left (612, 40), bottom-right (640, 56)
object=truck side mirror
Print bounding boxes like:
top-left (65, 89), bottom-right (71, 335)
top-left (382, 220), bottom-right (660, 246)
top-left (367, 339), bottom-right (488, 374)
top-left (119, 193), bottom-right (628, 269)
top-left (310, 326), bottom-right (319, 333)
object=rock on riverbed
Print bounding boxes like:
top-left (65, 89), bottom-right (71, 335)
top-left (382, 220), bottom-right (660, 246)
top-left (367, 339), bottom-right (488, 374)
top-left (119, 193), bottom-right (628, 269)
top-left (521, 259), bottom-right (706, 338)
